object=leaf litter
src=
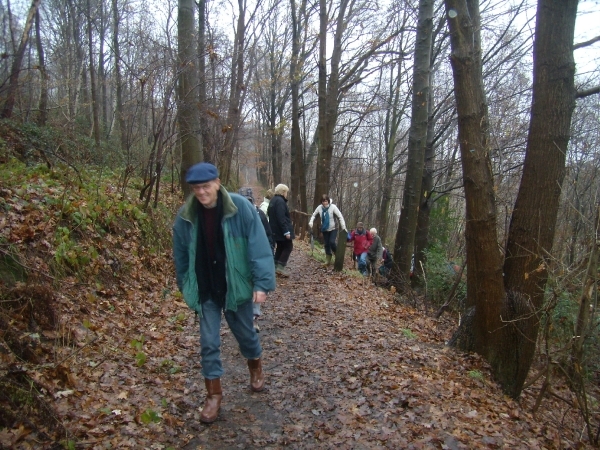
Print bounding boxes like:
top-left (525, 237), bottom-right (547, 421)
top-left (0, 229), bottom-right (592, 449)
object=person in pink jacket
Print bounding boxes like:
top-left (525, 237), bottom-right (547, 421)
top-left (349, 222), bottom-right (372, 275)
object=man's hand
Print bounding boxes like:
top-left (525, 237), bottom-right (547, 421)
top-left (253, 291), bottom-right (267, 303)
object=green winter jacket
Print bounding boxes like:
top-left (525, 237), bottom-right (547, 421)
top-left (172, 186), bottom-right (276, 315)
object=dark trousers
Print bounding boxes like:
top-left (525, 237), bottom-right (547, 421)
top-left (274, 239), bottom-right (294, 266)
top-left (322, 229), bottom-right (338, 256)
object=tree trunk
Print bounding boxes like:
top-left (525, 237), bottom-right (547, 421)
top-left (378, 32), bottom-right (409, 243)
top-left (290, 0), bottom-right (308, 213)
top-left (413, 16), bottom-right (446, 282)
top-left (394, 0), bottom-right (434, 282)
top-left (413, 81), bottom-right (436, 281)
top-left (501, 0), bottom-right (578, 398)
top-left (1, 0), bottom-right (41, 119)
top-left (334, 228), bottom-right (347, 272)
top-left (66, 0), bottom-right (86, 126)
top-left (313, 0), bottom-right (346, 210)
top-left (87, 0), bottom-right (101, 147)
top-left (198, 0), bottom-right (212, 160)
top-left (178, 0), bottom-right (202, 195)
top-left (314, 0), bottom-right (328, 209)
top-left (97, 0), bottom-right (107, 130)
top-left (112, 0), bottom-right (128, 155)
top-left (35, 7), bottom-right (48, 126)
top-left (444, 0), bottom-right (506, 377)
top-left (220, 0), bottom-right (246, 186)
top-left (269, 45), bottom-right (282, 184)
top-left (570, 204), bottom-right (599, 375)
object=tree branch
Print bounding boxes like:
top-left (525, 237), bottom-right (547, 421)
top-left (573, 35), bottom-right (600, 50)
top-left (576, 85), bottom-right (600, 99)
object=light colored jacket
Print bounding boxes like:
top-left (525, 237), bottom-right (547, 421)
top-left (308, 204), bottom-right (347, 232)
top-left (172, 186), bottom-right (276, 315)
top-left (259, 199), bottom-right (269, 218)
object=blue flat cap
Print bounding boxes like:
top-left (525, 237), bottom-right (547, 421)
top-left (186, 162), bottom-right (219, 184)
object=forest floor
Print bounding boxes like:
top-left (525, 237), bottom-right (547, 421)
top-left (0, 236), bottom-right (593, 449)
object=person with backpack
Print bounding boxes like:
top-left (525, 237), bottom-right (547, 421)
top-left (379, 246), bottom-right (394, 278)
top-left (308, 194), bottom-right (348, 267)
top-left (366, 228), bottom-right (383, 280)
top-left (172, 163), bottom-right (275, 424)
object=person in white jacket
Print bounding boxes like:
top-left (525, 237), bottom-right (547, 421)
top-left (308, 194), bottom-right (348, 266)
top-left (259, 189), bottom-right (273, 218)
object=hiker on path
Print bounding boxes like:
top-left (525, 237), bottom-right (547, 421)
top-left (172, 162), bottom-right (276, 424)
top-left (379, 246), bottom-right (394, 278)
top-left (259, 189), bottom-right (273, 217)
top-left (349, 222), bottom-right (372, 275)
top-left (308, 194), bottom-right (348, 267)
top-left (242, 192), bottom-right (275, 332)
top-left (267, 184), bottom-right (295, 277)
top-left (367, 227), bottom-right (383, 279)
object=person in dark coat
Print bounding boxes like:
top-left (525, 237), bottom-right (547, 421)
top-left (241, 193), bottom-right (275, 332)
top-left (267, 184), bottom-right (295, 277)
top-left (379, 246), bottom-right (394, 277)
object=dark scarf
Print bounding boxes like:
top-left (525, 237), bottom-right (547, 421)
top-left (195, 192), bottom-right (227, 305)
top-left (321, 205), bottom-right (330, 232)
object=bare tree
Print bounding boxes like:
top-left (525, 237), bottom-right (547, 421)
top-left (443, 0), bottom-right (506, 382)
top-left (86, 0), bottom-right (101, 147)
top-left (289, 0), bottom-right (309, 211)
top-left (501, 0), bottom-right (579, 398)
top-left (112, 0), bottom-right (128, 157)
top-left (1, 0), bottom-right (41, 119)
top-left (313, 0), bottom-right (399, 210)
top-left (177, 0), bottom-right (203, 194)
top-left (444, 0), bottom-right (581, 399)
top-left (393, 0), bottom-right (435, 281)
top-left (219, 0), bottom-right (248, 185)
top-left (35, 6), bottom-right (48, 125)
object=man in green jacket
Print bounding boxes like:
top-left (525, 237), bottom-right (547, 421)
top-left (173, 162), bottom-right (276, 424)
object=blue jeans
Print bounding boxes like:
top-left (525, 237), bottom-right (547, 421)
top-left (357, 252), bottom-right (368, 274)
top-left (200, 298), bottom-right (262, 379)
top-left (322, 229), bottom-right (338, 255)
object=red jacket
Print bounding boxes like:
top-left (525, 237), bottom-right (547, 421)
top-left (350, 229), bottom-right (372, 255)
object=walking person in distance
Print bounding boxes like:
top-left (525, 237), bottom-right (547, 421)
top-left (367, 227), bottom-right (383, 280)
top-left (260, 189), bottom-right (273, 217)
top-left (241, 191), bottom-right (275, 333)
top-left (267, 184), bottom-right (295, 277)
top-left (349, 222), bottom-right (372, 275)
top-left (308, 194), bottom-right (348, 267)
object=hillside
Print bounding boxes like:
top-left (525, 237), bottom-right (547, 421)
top-left (0, 158), bottom-right (592, 449)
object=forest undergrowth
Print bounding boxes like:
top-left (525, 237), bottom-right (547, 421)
top-left (0, 153), bottom-right (597, 448)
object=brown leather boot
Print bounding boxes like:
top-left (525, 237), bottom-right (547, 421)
top-left (248, 358), bottom-right (265, 392)
top-left (200, 378), bottom-right (222, 423)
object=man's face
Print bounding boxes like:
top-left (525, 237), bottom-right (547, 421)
top-left (192, 179), bottom-right (220, 207)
